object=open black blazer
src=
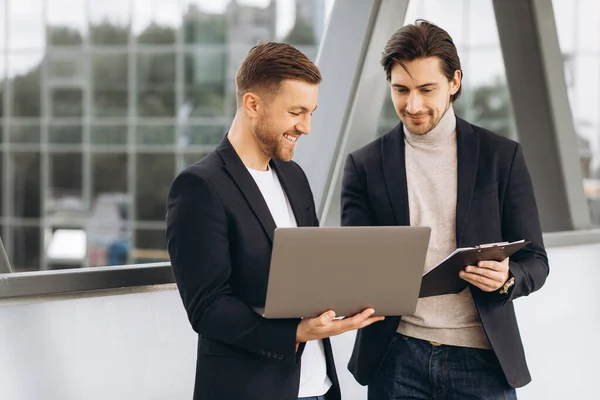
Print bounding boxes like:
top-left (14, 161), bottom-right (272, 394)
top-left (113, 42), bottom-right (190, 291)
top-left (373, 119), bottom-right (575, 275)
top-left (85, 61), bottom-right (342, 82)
top-left (342, 117), bottom-right (549, 388)
top-left (166, 137), bottom-right (340, 400)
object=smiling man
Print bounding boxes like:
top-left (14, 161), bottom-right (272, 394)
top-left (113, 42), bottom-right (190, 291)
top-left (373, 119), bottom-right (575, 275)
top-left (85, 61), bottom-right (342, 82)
top-left (166, 42), bottom-right (383, 400)
top-left (342, 21), bottom-right (549, 399)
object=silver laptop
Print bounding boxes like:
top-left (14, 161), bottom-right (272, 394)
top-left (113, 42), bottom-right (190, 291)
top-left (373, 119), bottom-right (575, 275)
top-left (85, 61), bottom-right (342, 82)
top-left (257, 226), bottom-right (431, 318)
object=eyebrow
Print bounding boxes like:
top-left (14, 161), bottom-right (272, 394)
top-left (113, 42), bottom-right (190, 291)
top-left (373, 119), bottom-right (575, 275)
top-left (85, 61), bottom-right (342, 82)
top-left (291, 105), bottom-right (318, 112)
top-left (391, 83), bottom-right (438, 89)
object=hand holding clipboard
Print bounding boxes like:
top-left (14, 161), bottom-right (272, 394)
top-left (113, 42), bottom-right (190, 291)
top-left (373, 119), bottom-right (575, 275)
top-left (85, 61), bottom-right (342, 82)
top-left (419, 240), bottom-right (530, 298)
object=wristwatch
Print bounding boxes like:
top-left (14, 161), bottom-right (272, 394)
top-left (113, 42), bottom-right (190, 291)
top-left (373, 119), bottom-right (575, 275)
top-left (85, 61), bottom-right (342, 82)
top-left (499, 274), bottom-right (515, 295)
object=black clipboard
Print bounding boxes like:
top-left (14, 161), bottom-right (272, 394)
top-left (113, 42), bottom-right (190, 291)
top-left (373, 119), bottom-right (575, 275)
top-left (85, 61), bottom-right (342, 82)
top-left (419, 240), bottom-right (530, 298)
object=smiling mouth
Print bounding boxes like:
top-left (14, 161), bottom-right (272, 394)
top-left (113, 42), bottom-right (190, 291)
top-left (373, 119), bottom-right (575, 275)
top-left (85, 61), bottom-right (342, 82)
top-left (283, 133), bottom-right (298, 144)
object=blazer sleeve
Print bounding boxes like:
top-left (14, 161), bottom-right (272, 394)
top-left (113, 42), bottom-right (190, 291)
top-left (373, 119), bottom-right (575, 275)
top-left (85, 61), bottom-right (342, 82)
top-left (341, 153), bottom-right (374, 226)
top-left (501, 143), bottom-right (550, 301)
top-left (166, 171), bottom-right (300, 364)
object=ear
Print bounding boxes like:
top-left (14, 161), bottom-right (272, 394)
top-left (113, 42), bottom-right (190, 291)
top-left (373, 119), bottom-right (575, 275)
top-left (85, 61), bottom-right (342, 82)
top-left (450, 70), bottom-right (462, 96)
top-left (242, 92), bottom-right (260, 118)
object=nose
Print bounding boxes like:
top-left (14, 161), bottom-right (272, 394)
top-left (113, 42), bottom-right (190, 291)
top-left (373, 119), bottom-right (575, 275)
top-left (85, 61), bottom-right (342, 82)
top-left (405, 92), bottom-right (424, 115)
top-left (295, 113), bottom-right (311, 135)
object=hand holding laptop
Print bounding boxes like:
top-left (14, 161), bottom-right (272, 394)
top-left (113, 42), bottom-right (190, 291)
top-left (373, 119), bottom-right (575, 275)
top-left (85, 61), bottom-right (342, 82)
top-left (296, 308), bottom-right (385, 342)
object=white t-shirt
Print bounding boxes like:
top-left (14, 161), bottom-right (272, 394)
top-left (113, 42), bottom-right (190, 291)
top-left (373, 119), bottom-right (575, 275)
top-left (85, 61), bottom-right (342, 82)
top-left (247, 166), bottom-right (332, 397)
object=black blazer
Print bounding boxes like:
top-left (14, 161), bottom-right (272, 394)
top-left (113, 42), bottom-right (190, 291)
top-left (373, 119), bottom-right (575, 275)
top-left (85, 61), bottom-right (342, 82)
top-left (166, 137), bottom-right (340, 400)
top-left (342, 118), bottom-right (549, 388)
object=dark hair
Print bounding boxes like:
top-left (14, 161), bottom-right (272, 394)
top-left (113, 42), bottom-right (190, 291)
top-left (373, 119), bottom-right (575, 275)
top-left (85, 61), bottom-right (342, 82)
top-left (235, 41), bottom-right (322, 105)
top-left (381, 20), bottom-right (462, 102)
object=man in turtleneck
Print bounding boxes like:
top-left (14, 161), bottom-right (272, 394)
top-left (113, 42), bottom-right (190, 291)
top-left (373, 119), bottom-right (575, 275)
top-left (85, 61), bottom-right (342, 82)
top-left (342, 20), bottom-right (549, 400)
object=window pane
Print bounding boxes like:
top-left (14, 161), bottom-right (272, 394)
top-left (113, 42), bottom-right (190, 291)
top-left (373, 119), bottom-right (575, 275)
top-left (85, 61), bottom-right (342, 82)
top-left (91, 124), bottom-right (128, 145)
top-left (92, 153), bottom-right (128, 200)
top-left (92, 53), bottom-right (128, 117)
top-left (12, 152), bottom-right (41, 218)
top-left (48, 153), bottom-right (83, 218)
top-left (49, 123), bottom-right (82, 144)
top-left (180, 124), bottom-right (224, 145)
top-left (575, 0), bottom-right (600, 52)
top-left (47, 0), bottom-right (86, 46)
top-left (89, 1), bottom-right (131, 45)
top-left (136, 154), bottom-right (173, 221)
top-left (137, 52), bottom-right (176, 117)
top-left (9, 123), bottom-right (40, 144)
top-left (467, 0), bottom-right (500, 48)
top-left (134, 228), bottom-right (168, 263)
top-left (51, 89), bottom-right (83, 118)
top-left (9, 53), bottom-right (43, 117)
top-left (48, 53), bottom-right (85, 79)
top-left (88, 154), bottom-right (129, 267)
top-left (0, 0), bottom-right (5, 48)
top-left (184, 51), bottom-right (226, 117)
top-left (0, 153), bottom-right (4, 216)
top-left (136, 123), bottom-right (175, 145)
top-left (11, 225), bottom-right (41, 271)
top-left (134, 0), bottom-right (180, 45)
top-left (183, 5), bottom-right (227, 45)
top-left (181, 152), bottom-right (207, 168)
top-left (8, 0), bottom-right (45, 50)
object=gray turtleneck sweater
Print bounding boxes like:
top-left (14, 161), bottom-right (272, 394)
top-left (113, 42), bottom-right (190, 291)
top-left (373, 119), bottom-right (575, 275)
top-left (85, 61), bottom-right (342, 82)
top-left (396, 106), bottom-right (491, 350)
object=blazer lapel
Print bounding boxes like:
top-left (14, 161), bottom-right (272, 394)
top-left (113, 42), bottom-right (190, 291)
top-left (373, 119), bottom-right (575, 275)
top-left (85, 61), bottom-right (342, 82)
top-left (381, 124), bottom-right (410, 226)
top-left (455, 118), bottom-right (479, 247)
top-left (217, 137), bottom-right (277, 243)
top-left (270, 160), bottom-right (309, 227)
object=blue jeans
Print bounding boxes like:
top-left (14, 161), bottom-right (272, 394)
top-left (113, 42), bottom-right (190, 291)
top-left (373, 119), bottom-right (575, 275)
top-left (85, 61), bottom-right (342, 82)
top-left (368, 333), bottom-right (517, 400)
top-left (298, 396), bottom-right (325, 400)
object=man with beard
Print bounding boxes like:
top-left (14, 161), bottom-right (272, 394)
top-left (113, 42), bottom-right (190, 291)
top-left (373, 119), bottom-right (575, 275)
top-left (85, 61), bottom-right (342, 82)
top-left (342, 21), bottom-right (549, 399)
top-left (166, 42), bottom-right (383, 400)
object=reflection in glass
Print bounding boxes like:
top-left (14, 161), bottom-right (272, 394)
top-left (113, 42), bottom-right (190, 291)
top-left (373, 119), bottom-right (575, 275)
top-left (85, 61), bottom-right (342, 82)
top-left (91, 124), bottom-right (128, 145)
top-left (180, 124), bottom-right (225, 146)
top-left (11, 225), bottom-right (41, 271)
top-left (134, 228), bottom-right (168, 263)
top-left (0, 154), bottom-right (3, 216)
top-left (12, 152), bottom-right (41, 218)
top-left (89, 1), bottom-right (131, 45)
top-left (184, 51), bottom-right (226, 117)
top-left (575, 0), bottom-right (600, 52)
top-left (8, 0), bottom-right (45, 49)
top-left (182, 152), bottom-right (207, 168)
top-left (134, 0), bottom-right (180, 44)
top-left (9, 123), bottom-right (40, 144)
top-left (0, 0), bottom-right (5, 47)
top-left (136, 154), bottom-right (174, 221)
top-left (48, 54), bottom-right (85, 79)
top-left (47, 0), bottom-right (86, 46)
top-left (88, 153), bottom-right (129, 267)
top-left (137, 52), bottom-right (176, 117)
top-left (92, 53), bottom-right (128, 117)
top-left (49, 123), bottom-right (82, 144)
top-left (183, 3), bottom-right (227, 44)
top-left (51, 89), bottom-right (83, 117)
top-left (136, 123), bottom-right (176, 145)
top-left (9, 53), bottom-right (43, 117)
top-left (48, 153), bottom-right (83, 224)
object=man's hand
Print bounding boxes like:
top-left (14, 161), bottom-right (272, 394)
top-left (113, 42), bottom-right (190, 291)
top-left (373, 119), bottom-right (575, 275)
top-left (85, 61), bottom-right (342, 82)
top-left (459, 257), bottom-right (510, 292)
top-left (296, 308), bottom-right (385, 343)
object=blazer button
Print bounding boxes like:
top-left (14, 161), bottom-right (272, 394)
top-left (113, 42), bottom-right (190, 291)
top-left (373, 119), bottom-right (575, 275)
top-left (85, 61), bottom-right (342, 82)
top-left (260, 350), bottom-right (266, 356)
top-left (278, 354), bottom-right (284, 360)
top-left (266, 351), bottom-right (272, 357)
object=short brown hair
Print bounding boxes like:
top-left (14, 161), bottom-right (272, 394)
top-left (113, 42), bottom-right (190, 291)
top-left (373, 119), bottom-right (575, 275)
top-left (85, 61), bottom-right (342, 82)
top-left (381, 20), bottom-right (462, 102)
top-left (235, 41), bottom-right (322, 106)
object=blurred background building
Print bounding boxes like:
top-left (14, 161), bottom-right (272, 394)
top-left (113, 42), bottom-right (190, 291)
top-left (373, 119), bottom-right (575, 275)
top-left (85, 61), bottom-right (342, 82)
top-left (0, 0), bottom-right (598, 272)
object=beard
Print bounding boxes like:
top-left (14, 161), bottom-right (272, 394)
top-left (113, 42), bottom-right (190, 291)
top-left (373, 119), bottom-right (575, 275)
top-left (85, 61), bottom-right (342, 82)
top-left (253, 116), bottom-right (288, 161)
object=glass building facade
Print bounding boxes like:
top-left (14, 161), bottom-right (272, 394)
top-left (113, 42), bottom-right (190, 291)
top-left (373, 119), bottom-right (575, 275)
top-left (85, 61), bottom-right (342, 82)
top-left (0, 0), bottom-right (597, 272)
